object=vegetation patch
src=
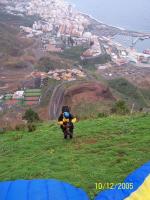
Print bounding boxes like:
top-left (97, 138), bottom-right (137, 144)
top-left (59, 46), bottom-right (87, 61)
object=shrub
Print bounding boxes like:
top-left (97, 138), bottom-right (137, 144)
top-left (23, 109), bottom-right (40, 123)
top-left (0, 128), bottom-right (6, 134)
top-left (97, 112), bottom-right (108, 118)
top-left (111, 100), bottom-right (129, 115)
top-left (27, 123), bottom-right (36, 132)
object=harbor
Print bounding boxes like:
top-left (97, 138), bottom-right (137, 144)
top-left (113, 34), bottom-right (150, 53)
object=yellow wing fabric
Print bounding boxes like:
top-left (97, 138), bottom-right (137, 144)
top-left (125, 175), bottom-right (150, 200)
top-left (72, 118), bottom-right (77, 123)
top-left (58, 121), bottom-right (63, 125)
top-left (58, 117), bottom-right (77, 125)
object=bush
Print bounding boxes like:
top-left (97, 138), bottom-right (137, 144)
top-left (27, 123), bottom-right (36, 132)
top-left (23, 109), bottom-right (40, 123)
top-left (111, 100), bottom-right (129, 115)
top-left (97, 112), bottom-right (108, 118)
top-left (0, 128), bottom-right (6, 134)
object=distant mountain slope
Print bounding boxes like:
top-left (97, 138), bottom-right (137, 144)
top-left (0, 22), bottom-right (24, 56)
top-left (0, 9), bottom-right (36, 56)
top-left (0, 7), bottom-right (37, 27)
top-left (108, 78), bottom-right (150, 108)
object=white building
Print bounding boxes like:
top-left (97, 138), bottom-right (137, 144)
top-left (12, 91), bottom-right (24, 99)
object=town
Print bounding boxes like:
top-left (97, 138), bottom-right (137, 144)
top-left (4, 0), bottom-right (150, 65)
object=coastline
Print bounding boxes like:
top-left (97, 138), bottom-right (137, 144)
top-left (68, 1), bottom-right (150, 38)
top-left (68, 1), bottom-right (126, 32)
top-left (81, 12), bottom-right (150, 37)
top-left (69, 0), bottom-right (150, 36)
top-left (79, 11), bottom-right (126, 31)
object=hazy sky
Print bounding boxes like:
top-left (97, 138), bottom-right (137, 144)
top-left (68, 0), bottom-right (150, 32)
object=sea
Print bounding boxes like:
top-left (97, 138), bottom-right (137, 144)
top-left (68, 0), bottom-right (150, 52)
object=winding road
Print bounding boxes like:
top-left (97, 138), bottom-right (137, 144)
top-left (49, 83), bottom-right (66, 120)
top-left (48, 69), bottom-right (97, 120)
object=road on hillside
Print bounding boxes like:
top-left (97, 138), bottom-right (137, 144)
top-left (49, 83), bottom-right (66, 120)
top-left (48, 70), bottom-right (97, 120)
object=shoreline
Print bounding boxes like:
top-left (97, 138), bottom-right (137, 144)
top-left (69, 1), bottom-right (128, 32)
top-left (69, 1), bottom-right (150, 37)
top-left (81, 12), bottom-right (150, 37)
top-left (80, 11), bottom-right (126, 32)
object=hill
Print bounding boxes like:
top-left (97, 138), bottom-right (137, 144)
top-left (0, 114), bottom-right (150, 199)
top-left (0, 9), bottom-right (36, 56)
top-left (0, 22), bottom-right (29, 56)
top-left (108, 78), bottom-right (150, 108)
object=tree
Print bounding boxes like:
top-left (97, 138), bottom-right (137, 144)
top-left (23, 108), bottom-right (40, 123)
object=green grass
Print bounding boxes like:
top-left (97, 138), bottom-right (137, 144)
top-left (24, 89), bottom-right (41, 97)
top-left (24, 93), bottom-right (41, 97)
top-left (25, 89), bottom-right (41, 93)
top-left (73, 101), bottom-right (113, 119)
top-left (0, 114), bottom-right (150, 199)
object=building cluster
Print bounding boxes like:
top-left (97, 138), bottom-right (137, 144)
top-left (26, 0), bottom-right (88, 37)
top-left (48, 68), bottom-right (86, 81)
top-left (31, 68), bottom-right (86, 81)
top-left (5, 1), bottom-right (89, 45)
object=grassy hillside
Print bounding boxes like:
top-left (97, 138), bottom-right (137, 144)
top-left (0, 114), bottom-right (150, 199)
top-left (108, 78), bottom-right (150, 108)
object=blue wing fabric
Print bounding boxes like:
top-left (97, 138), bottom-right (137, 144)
top-left (95, 161), bottom-right (150, 200)
top-left (1, 162), bottom-right (150, 200)
top-left (0, 179), bottom-right (89, 200)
